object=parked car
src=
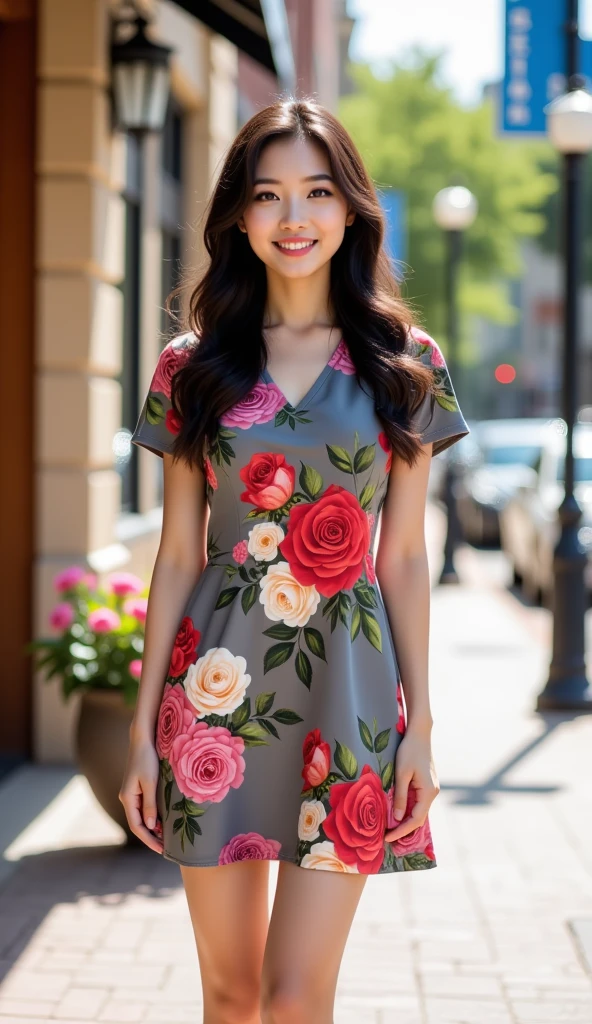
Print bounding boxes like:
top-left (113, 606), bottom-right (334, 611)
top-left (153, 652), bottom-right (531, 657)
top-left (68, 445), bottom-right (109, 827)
top-left (499, 422), bottom-right (592, 605)
top-left (456, 418), bottom-right (553, 547)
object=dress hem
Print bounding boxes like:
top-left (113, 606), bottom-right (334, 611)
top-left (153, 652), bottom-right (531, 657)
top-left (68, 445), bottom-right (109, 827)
top-left (161, 848), bottom-right (438, 873)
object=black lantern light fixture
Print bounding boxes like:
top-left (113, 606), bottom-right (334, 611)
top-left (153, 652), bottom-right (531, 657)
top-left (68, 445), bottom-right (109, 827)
top-left (111, 11), bottom-right (173, 135)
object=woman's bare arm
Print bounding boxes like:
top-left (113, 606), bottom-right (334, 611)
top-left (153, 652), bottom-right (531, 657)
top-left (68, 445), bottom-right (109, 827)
top-left (375, 441), bottom-right (440, 839)
top-left (120, 452), bottom-right (208, 850)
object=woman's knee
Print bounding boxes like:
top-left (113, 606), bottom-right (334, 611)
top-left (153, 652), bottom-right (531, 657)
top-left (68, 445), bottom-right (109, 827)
top-left (204, 975), bottom-right (261, 1023)
top-left (260, 979), bottom-right (331, 1024)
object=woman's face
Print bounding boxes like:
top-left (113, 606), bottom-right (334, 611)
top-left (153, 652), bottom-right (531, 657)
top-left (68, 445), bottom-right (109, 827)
top-left (238, 135), bottom-right (355, 279)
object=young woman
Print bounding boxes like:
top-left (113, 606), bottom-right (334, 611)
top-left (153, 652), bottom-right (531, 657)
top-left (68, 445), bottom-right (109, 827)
top-left (120, 97), bottom-right (469, 1023)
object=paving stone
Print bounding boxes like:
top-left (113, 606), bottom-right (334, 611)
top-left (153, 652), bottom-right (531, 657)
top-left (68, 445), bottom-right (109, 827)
top-left (97, 999), bottom-right (148, 1022)
top-left (53, 987), bottom-right (107, 1020)
top-left (0, 998), bottom-right (57, 1018)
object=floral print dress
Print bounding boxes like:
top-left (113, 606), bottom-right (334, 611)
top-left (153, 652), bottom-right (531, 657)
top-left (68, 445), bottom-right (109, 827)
top-left (131, 327), bottom-right (469, 874)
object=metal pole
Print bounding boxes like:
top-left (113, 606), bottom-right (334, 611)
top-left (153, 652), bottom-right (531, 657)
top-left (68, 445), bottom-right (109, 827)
top-left (536, 0), bottom-right (592, 710)
top-left (438, 229), bottom-right (463, 585)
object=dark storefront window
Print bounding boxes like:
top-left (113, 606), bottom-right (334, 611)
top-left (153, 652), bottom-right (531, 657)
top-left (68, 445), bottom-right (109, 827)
top-left (118, 134), bottom-right (142, 514)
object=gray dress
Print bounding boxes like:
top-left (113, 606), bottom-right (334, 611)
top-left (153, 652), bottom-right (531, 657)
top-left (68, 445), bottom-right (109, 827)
top-left (131, 327), bottom-right (469, 874)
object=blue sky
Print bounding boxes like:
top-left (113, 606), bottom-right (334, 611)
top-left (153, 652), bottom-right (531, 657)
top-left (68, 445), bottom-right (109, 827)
top-left (348, 0), bottom-right (592, 107)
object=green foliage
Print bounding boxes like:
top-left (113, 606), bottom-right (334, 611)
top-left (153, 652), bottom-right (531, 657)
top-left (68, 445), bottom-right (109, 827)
top-left (339, 53), bottom-right (558, 346)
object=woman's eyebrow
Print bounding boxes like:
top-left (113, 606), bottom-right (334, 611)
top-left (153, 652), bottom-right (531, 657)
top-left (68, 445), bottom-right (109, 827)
top-left (253, 174), bottom-right (335, 185)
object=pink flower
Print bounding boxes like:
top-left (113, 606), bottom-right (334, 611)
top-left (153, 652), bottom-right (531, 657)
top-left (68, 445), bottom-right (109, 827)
top-left (365, 553), bottom-right (376, 585)
top-left (220, 383), bottom-right (286, 429)
top-left (129, 659), bottom-right (143, 680)
top-left (107, 572), bottom-right (144, 597)
top-left (88, 607), bottom-right (121, 633)
top-left (49, 602), bottom-right (75, 632)
top-left (233, 540), bottom-right (248, 564)
top-left (82, 573), bottom-right (98, 590)
top-left (366, 512), bottom-right (376, 530)
top-left (156, 683), bottom-right (195, 760)
top-left (204, 457), bottom-right (218, 490)
top-left (150, 341), bottom-right (192, 399)
top-left (54, 566), bottom-right (86, 592)
top-left (410, 326), bottom-right (446, 368)
top-left (166, 407), bottom-right (183, 436)
top-left (218, 832), bottom-right (282, 864)
top-left (170, 722), bottom-right (246, 803)
top-left (328, 339), bottom-right (356, 375)
top-left (386, 784), bottom-right (435, 860)
top-left (396, 682), bottom-right (405, 734)
top-left (123, 597), bottom-right (148, 622)
top-left (378, 431), bottom-right (392, 473)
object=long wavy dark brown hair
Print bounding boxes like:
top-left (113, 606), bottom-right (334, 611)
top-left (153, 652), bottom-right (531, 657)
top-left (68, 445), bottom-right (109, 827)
top-left (164, 96), bottom-right (435, 469)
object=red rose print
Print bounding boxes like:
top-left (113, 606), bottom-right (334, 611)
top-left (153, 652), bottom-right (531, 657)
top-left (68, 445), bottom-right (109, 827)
top-left (166, 407), bottom-right (183, 436)
top-left (239, 453), bottom-right (295, 510)
top-left (365, 553), bottom-right (376, 585)
top-left (396, 682), bottom-right (405, 734)
top-left (378, 432), bottom-right (392, 473)
top-left (301, 728), bottom-right (331, 792)
top-left (168, 615), bottom-right (201, 677)
top-left (280, 484), bottom-right (370, 598)
top-left (204, 456), bottom-right (218, 490)
top-left (322, 764), bottom-right (388, 873)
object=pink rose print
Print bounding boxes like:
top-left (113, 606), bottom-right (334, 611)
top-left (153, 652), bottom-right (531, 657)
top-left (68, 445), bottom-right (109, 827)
top-left (54, 565), bottom-right (86, 592)
top-left (166, 407), bottom-right (183, 436)
top-left (386, 784), bottom-right (435, 860)
top-left (88, 607), bottom-right (121, 633)
top-left (220, 382), bottom-right (286, 429)
top-left (169, 722), bottom-right (246, 803)
top-left (328, 339), bottom-right (355, 375)
top-left (365, 553), bottom-right (376, 585)
top-left (204, 457), bottom-right (218, 490)
top-left (49, 602), bottom-right (75, 632)
top-left (218, 832), bottom-right (282, 864)
top-left (156, 683), bottom-right (195, 760)
top-left (378, 432), bottom-right (392, 473)
top-left (108, 571), bottom-right (144, 597)
top-left (366, 512), bottom-right (375, 530)
top-left (301, 728), bottom-right (331, 792)
top-left (396, 682), bottom-right (405, 734)
top-left (240, 453), bottom-right (295, 511)
top-left (233, 540), bottom-right (248, 564)
top-left (410, 326), bottom-right (446, 368)
top-left (150, 342), bottom-right (191, 399)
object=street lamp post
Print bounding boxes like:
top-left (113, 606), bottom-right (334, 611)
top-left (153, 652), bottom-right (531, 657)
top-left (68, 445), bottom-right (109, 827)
top-left (536, 2), bottom-right (592, 711)
top-left (432, 186), bottom-right (478, 584)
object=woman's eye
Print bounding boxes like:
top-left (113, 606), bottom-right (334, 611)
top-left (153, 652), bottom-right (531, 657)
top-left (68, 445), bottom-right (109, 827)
top-left (309, 188), bottom-right (332, 197)
top-left (254, 192), bottom-right (277, 201)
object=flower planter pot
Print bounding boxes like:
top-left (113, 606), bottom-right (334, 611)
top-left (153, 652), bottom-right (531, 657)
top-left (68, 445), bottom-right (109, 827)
top-left (75, 690), bottom-right (138, 841)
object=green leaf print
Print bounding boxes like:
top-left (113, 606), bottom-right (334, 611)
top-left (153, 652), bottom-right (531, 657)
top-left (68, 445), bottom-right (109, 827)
top-left (164, 779), bottom-right (173, 816)
top-left (231, 696), bottom-right (251, 728)
top-left (353, 443), bottom-right (375, 474)
top-left (258, 717), bottom-right (280, 739)
top-left (435, 392), bottom-right (459, 412)
top-left (353, 581), bottom-right (377, 609)
top-left (255, 691), bottom-right (275, 716)
top-left (350, 603), bottom-right (361, 641)
top-left (264, 642), bottom-right (295, 673)
top-left (241, 584), bottom-right (258, 614)
top-left (359, 482), bottom-right (377, 511)
top-left (299, 462), bottom-right (323, 500)
top-left (360, 607), bottom-right (382, 652)
top-left (263, 623), bottom-right (299, 641)
top-left (326, 444), bottom-right (354, 474)
top-left (146, 394), bottom-right (165, 425)
top-left (271, 708), bottom-right (303, 724)
top-left (374, 727), bottom-right (391, 753)
top-left (381, 760), bottom-right (394, 790)
top-left (403, 852), bottom-right (434, 870)
top-left (215, 587), bottom-right (240, 609)
top-left (295, 649), bottom-right (312, 688)
top-left (358, 716), bottom-right (374, 753)
top-left (303, 627), bottom-right (326, 661)
top-left (334, 740), bottom-right (358, 780)
top-left (235, 721), bottom-right (269, 746)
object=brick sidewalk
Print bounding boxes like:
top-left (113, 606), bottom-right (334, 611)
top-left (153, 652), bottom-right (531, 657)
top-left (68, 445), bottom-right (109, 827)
top-left (1, 506), bottom-right (592, 1023)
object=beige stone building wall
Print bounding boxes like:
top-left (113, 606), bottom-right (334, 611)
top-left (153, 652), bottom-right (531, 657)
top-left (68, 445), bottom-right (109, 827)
top-left (34, 0), bottom-right (238, 762)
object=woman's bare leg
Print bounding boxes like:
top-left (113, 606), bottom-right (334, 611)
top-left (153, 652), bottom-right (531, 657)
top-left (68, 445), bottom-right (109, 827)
top-left (181, 860), bottom-right (270, 1024)
top-left (260, 860), bottom-right (367, 1024)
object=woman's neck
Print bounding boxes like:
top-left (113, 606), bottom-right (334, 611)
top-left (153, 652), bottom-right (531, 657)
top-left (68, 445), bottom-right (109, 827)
top-left (263, 263), bottom-right (333, 330)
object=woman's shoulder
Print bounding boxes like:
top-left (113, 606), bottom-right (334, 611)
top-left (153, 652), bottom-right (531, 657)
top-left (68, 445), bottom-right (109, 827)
top-left (149, 330), bottom-right (199, 398)
top-left (405, 324), bottom-right (447, 370)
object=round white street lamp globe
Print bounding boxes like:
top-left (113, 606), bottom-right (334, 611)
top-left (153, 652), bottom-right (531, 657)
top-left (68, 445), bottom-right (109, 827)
top-left (544, 88), bottom-right (592, 154)
top-left (432, 186), bottom-right (478, 232)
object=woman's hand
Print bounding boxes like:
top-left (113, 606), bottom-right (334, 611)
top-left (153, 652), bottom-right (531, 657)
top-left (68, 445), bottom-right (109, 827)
top-left (119, 733), bottom-right (164, 855)
top-left (384, 725), bottom-right (440, 843)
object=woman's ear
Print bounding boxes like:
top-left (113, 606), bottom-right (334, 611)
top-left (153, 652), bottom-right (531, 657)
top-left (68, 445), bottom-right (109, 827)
top-left (345, 209), bottom-right (356, 227)
top-left (237, 218), bottom-right (247, 233)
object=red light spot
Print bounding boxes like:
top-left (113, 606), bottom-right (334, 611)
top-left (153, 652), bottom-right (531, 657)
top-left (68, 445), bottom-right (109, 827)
top-left (495, 363), bottom-right (516, 384)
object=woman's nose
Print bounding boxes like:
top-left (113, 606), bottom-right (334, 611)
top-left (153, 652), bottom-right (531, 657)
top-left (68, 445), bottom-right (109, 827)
top-left (279, 197), bottom-right (308, 230)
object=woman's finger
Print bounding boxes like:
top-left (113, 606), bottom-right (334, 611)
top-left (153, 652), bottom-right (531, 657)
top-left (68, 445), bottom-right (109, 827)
top-left (120, 789), bottom-right (163, 855)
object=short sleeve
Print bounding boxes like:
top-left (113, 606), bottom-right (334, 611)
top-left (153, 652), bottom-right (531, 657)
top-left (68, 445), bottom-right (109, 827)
top-left (406, 326), bottom-right (470, 457)
top-left (130, 332), bottom-right (196, 458)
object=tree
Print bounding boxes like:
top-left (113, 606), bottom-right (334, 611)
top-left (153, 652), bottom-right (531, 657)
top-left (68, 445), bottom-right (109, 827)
top-left (338, 53), bottom-right (557, 357)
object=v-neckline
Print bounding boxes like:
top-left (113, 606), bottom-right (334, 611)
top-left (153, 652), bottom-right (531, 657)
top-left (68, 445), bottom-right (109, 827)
top-left (261, 337), bottom-right (344, 413)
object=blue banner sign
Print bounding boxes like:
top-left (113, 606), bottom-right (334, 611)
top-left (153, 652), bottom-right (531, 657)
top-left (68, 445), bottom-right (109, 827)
top-left (378, 188), bottom-right (407, 279)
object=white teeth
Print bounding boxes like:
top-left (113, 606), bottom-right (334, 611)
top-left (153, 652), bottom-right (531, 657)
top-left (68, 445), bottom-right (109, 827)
top-left (276, 241), bottom-right (315, 250)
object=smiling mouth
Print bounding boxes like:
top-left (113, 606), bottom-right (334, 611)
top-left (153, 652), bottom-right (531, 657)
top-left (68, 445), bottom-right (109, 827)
top-left (273, 240), bottom-right (318, 255)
